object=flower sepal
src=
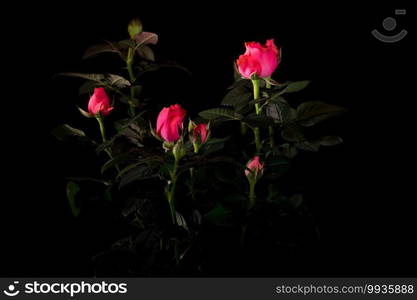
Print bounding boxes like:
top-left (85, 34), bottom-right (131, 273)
top-left (172, 139), bottom-right (186, 161)
top-left (188, 119), bottom-right (197, 133)
top-left (150, 121), bottom-right (164, 142)
top-left (163, 141), bottom-right (175, 152)
top-left (77, 106), bottom-right (94, 118)
top-left (263, 77), bottom-right (280, 87)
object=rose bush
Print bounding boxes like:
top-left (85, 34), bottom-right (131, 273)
top-left (53, 18), bottom-right (346, 275)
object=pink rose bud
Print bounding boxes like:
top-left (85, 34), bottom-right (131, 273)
top-left (192, 123), bottom-right (209, 144)
top-left (156, 104), bottom-right (187, 143)
top-left (236, 39), bottom-right (280, 79)
top-left (87, 87), bottom-right (114, 117)
top-left (245, 156), bottom-right (264, 179)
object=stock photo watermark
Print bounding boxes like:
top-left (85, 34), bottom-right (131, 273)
top-left (2, 280), bottom-right (128, 298)
top-left (372, 9), bottom-right (407, 43)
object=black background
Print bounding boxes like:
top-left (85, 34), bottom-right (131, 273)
top-left (2, 2), bottom-right (415, 277)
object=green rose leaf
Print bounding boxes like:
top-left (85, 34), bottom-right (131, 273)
top-left (242, 114), bottom-right (275, 128)
top-left (221, 81), bottom-right (252, 111)
top-left (199, 107), bottom-right (243, 120)
top-left (82, 43), bottom-right (121, 60)
top-left (295, 141), bottom-right (320, 152)
top-left (205, 203), bottom-right (234, 227)
top-left (52, 124), bottom-right (91, 144)
top-left (278, 143), bottom-right (299, 158)
top-left (281, 123), bottom-right (304, 142)
top-left (289, 194), bottom-right (304, 209)
top-left (119, 164), bottom-right (158, 188)
top-left (78, 81), bottom-right (97, 95)
top-left (101, 154), bottom-right (134, 174)
top-left (316, 135), bottom-right (344, 146)
top-left (296, 101), bottom-right (347, 127)
top-left (66, 181), bottom-right (81, 217)
top-left (266, 101), bottom-right (297, 124)
top-left (264, 156), bottom-right (291, 179)
top-left (57, 73), bottom-right (131, 88)
top-left (105, 74), bottom-right (131, 88)
top-left (283, 80), bottom-right (310, 93)
top-left (136, 45), bottom-right (155, 61)
top-left (200, 137), bottom-right (230, 156)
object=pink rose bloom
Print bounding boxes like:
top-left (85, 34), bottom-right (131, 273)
top-left (192, 123), bottom-right (209, 144)
top-left (87, 87), bottom-right (114, 116)
top-left (245, 156), bottom-right (264, 178)
top-left (236, 39), bottom-right (280, 79)
top-left (156, 104), bottom-right (187, 142)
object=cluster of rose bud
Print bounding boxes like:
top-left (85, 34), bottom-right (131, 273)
top-left (188, 120), bottom-right (210, 153)
top-left (151, 104), bottom-right (210, 160)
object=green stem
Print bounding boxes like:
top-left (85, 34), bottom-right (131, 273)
top-left (248, 179), bottom-right (257, 209)
top-left (96, 115), bottom-right (120, 172)
top-left (189, 167), bottom-right (196, 204)
top-left (188, 145), bottom-right (199, 204)
top-left (168, 192), bottom-right (176, 225)
top-left (127, 49), bottom-right (136, 82)
top-left (242, 179), bottom-right (257, 247)
top-left (251, 79), bottom-right (262, 154)
top-left (240, 223), bottom-right (248, 247)
top-left (268, 126), bottom-right (275, 148)
top-left (174, 241), bottom-right (180, 265)
top-left (167, 159), bottom-right (179, 225)
top-left (190, 142), bottom-right (197, 181)
top-left (193, 143), bottom-right (199, 154)
top-left (96, 115), bottom-right (107, 142)
top-left (128, 97), bottom-right (135, 117)
top-left (252, 79), bottom-right (261, 114)
top-left (127, 48), bottom-right (136, 117)
top-left (240, 122), bottom-right (247, 136)
top-left (265, 80), bottom-right (274, 149)
top-left (253, 127), bottom-right (261, 154)
top-left (97, 115), bottom-right (111, 158)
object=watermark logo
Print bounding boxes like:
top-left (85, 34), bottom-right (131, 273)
top-left (372, 9), bottom-right (407, 43)
top-left (2, 280), bottom-right (128, 298)
top-left (3, 281), bottom-right (20, 297)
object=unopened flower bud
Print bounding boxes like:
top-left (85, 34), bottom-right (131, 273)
top-left (172, 140), bottom-right (186, 161)
top-left (128, 18), bottom-right (143, 39)
top-left (245, 156), bottom-right (264, 181)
